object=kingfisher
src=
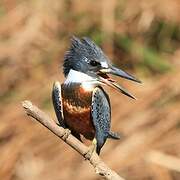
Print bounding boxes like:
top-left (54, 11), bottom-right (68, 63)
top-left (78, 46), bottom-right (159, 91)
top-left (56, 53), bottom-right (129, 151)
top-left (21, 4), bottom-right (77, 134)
top-left (52, 36), bottom-right (141, 155)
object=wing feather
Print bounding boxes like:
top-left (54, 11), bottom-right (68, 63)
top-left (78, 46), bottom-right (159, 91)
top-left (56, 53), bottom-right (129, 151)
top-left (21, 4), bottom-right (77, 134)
top-left (52, 81), bottom-right (66, 128)
top-left (91, 86), bottom-right (111, 154)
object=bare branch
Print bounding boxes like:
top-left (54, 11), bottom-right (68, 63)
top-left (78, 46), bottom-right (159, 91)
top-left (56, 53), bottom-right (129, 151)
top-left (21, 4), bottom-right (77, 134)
top-left (22, 100), bottom-right (125, 180)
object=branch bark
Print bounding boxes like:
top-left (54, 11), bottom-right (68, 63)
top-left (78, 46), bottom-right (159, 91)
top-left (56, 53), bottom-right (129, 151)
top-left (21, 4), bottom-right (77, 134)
top-left (22, 100), bottom-right (125, 180)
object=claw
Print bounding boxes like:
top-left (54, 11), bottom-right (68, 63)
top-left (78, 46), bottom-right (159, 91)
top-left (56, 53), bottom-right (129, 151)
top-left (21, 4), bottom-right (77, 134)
top-left (61, 129), bottom-right (71, 141)
top-left (84, 138), bottom-right (97, 160)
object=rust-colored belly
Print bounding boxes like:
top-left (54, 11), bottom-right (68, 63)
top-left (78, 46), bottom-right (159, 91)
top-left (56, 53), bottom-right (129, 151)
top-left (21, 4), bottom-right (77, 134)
top-left (61, 83), bottom-right (95, 140)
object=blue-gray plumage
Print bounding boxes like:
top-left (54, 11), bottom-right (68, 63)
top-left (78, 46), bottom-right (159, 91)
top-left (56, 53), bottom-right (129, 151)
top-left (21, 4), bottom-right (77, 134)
top-left (92, 87), bottom-right (112, 154)
top-left (63, 37), bottom-right (107, 77)
top-left (52, 36), bottom-right (141, 155)
top-left (52, 82), bottom-right (65, 128)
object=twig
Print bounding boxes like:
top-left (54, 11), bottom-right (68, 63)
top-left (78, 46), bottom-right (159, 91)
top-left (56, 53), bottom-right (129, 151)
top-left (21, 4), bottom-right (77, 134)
top-left (22, 100), bottom-right (125, 180)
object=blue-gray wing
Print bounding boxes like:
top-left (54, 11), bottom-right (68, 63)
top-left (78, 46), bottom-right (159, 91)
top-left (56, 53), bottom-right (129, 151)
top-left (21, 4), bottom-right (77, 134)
top-left (91, 87), bottom-right (111, 154)
top-left (52, 81), bottom-right (66, 128)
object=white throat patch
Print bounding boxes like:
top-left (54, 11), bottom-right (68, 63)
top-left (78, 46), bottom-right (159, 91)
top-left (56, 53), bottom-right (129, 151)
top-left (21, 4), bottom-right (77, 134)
top-left (64, 69), bottom-right (94, 84)
top-left (64, 69), bottom-right (98, 91)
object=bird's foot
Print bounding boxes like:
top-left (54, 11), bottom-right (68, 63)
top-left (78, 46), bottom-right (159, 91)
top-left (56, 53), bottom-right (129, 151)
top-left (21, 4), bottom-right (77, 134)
top-left (61, 129), bottom-right (71, 141)
top-left (84, 138), bottom-right (97, 160)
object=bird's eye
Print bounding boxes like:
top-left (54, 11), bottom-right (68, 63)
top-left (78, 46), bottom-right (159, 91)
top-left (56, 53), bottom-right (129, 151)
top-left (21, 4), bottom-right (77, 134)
top-left (90, 60), bottom-right (100, 66)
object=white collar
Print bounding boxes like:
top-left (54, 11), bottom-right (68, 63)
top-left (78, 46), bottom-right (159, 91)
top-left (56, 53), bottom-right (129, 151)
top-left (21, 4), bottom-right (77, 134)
top-left (64, 69), bottom-right (94, 84)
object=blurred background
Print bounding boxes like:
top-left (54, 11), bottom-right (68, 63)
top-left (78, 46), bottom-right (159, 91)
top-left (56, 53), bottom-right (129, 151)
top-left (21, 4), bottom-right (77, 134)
top-left (0, 0), bottom-right (180, 179)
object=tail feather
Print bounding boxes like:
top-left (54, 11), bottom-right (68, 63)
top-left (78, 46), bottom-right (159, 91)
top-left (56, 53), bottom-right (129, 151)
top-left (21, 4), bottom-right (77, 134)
top-left (108, 131), bottom-right (120, 140)
top-left (96, 146), bottom-right (101, 155)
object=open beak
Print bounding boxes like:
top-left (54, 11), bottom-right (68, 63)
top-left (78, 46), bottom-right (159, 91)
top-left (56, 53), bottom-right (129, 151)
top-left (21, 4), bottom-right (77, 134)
top-left (100, 64), bottom-right (141, 83)
top-left (96, 65), bottom-right (141, 99)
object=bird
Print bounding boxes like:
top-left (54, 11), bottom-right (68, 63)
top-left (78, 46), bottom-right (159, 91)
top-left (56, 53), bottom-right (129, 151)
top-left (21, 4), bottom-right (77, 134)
top-left (52, 36), bottom-right (141, 155)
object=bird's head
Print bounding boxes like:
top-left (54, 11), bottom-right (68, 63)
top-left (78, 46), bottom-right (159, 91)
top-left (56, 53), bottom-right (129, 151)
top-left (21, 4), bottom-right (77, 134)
top-left (63, 36), bottom-right (141, 99)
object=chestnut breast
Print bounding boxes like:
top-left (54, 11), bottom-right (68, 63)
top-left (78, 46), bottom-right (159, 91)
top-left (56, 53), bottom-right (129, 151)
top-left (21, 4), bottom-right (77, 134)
top-left (61, 83), bottom-right (95, 140)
